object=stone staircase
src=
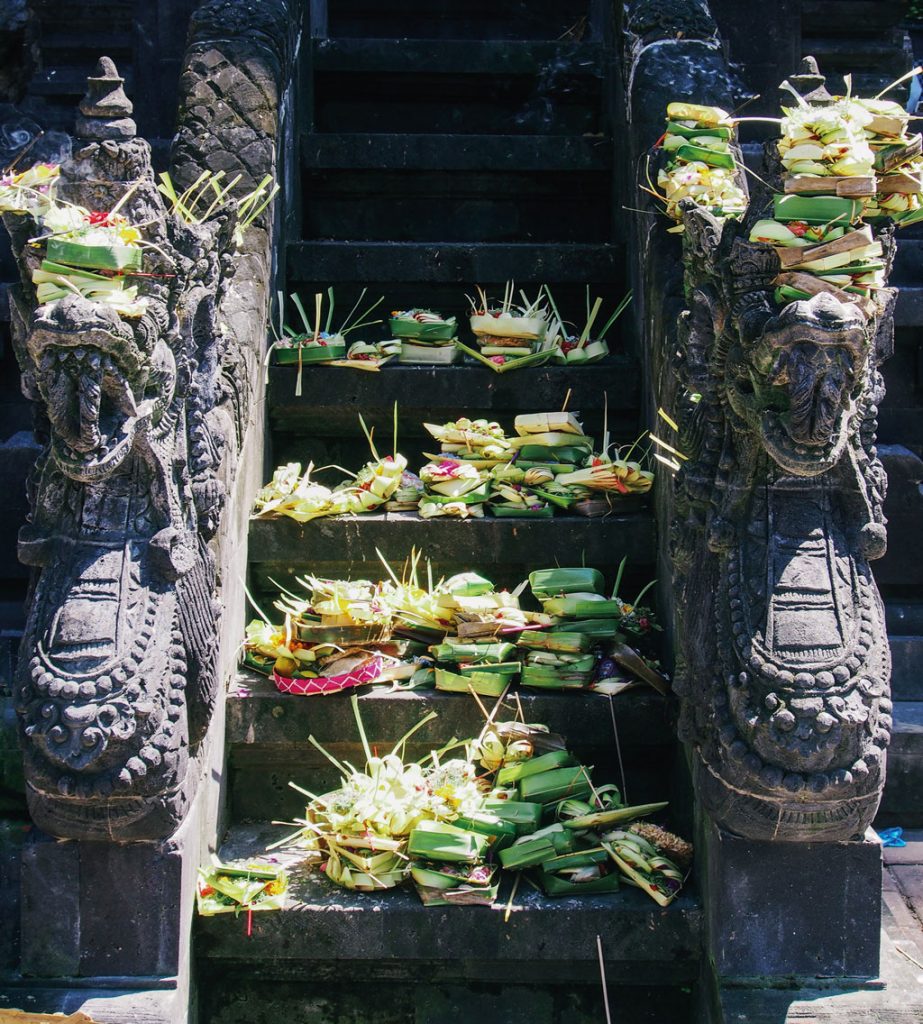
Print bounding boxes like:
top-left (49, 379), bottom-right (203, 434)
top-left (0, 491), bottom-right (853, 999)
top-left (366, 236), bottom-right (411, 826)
top-left (195, 4), bottom-right (700, 1021)
top-left (876, 214), bottom-right (923, 829)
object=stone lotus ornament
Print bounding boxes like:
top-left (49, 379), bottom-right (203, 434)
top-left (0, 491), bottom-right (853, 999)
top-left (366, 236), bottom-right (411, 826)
top-left (671, 193), bottom-right (894, 841)
top-left (4, 59), bottom-right (249, 840)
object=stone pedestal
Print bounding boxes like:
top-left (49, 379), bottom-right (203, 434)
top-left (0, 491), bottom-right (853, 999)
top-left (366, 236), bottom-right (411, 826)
top-left (703, 820), bottom-right (882, 981)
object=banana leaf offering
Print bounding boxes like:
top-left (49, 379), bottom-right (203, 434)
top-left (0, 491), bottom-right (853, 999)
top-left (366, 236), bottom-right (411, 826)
top-left (265, 694), bottom-right (690, 908)
top-left (498, 823), bottom-right (577, 869)
top-left (0, 161), bottom-right (59, 216)
top-left (408, 819), bottom-right (490, 862)
top-left (601, 824), bottom-right (690, 907)
top-left (390, 308), bottom-right (460, 365)
top-left (435, 666), bottom-right (511, 696)
top-left (461, 283), bottom-right (553, 372)
top-left (411, 860), bottom-right (500, 906)
top-left (271, 287), bottom-right (383, 367)
top-left (196, 860), bottom-right (288, 916)
top-left (542, 287), bottom-right (630, 365)
top-left (534, 846), bottom-right (622, 898)
top-left (529, 567), bottom-right (605, 599)
top-left (32, 200), bottom-right (148, 316)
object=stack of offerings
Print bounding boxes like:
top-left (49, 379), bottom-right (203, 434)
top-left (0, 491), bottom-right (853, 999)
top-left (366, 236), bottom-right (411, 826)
top-left (460, 284), bottom-right (551, 371)
top-left (657, 102), bottom-right (747, 225)
top-left (517, 568), bottom-right (617, 691)
top-left (750, 87), bottom-right (899, 314)
top-left (273, 703), bottom-right (692, 905)
top-left (492, 412), bottom-right (594, 516)
top-left (777, 95), bottom-right (878, 196)
top-left (408, 724), bottom-right (567, 904)
top-left (418, 417), bottom-right (509, 518)
top-left (246, 575), bottom-right (417, 695)
top-left (252, 453), bottom-right (413, 522)
top-left (389, 308), bottom-right (460, 364)
top-left (860, 97), bottom-right (923, 227)
top-left (488, 727), bottom-right (689, 902)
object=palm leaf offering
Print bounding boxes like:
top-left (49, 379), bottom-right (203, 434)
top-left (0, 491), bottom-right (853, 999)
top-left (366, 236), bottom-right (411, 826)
top-left (460, 282), bottom-right (553, 372)
top-left (243, 554), bottom-right (667, 697)
top-left (260, 695), bottom-right (689, 907)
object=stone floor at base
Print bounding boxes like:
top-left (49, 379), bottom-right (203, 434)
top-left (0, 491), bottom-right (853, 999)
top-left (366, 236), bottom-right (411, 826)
top-left (720, 830), bottom-right (923, 1023)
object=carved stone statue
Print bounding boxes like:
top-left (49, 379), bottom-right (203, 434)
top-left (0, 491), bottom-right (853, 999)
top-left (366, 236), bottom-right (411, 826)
top-left (672, 192), bottom-right (893, 841)
top-left (4, 59), bottom-right (245, 840)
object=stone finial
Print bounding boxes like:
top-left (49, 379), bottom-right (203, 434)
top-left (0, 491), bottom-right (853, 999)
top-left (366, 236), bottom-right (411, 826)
top-left (784, 55), bottom-right (832, 105)
top-left (75, 56), bottom-right (137, 142)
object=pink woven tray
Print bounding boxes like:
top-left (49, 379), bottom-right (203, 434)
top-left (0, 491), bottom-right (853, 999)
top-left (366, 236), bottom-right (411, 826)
top-left (272, 656), bottom-right (383, 696)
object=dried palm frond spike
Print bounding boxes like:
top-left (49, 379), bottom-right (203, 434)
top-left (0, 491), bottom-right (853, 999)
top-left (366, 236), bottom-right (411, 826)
top-left (628, 821), bottom-right (693, 870)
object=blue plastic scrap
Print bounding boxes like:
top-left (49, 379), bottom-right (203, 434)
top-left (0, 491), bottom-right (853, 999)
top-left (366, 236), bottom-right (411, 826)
top-left (878, 827), bottom-right (906, 848)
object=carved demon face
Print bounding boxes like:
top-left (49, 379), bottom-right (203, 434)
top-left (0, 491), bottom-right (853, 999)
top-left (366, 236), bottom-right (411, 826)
top-left (727, 292), bottom-right (869, 477)
top-left (27, 294), bottom-right (176, 483)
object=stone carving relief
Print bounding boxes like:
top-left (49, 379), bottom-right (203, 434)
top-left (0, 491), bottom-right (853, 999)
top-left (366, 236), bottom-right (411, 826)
top-left (672, 197), bottom-right (893, 841)
top-left (4, 59), bottom-right (248, 840)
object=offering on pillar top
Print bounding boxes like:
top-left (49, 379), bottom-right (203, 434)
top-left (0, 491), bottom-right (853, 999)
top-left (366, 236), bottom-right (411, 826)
top-left (743, 65), bottom-right (923, 315)
top-left (662, 58), bottom-right (899, 841)
top-left (653, 102), bottom-right (747, 228)
top-left (260, 695), bottom-right (688, 906)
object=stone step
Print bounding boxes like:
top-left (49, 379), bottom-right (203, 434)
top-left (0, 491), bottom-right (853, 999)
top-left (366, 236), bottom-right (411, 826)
top-left (266, 358), bottom-right (639, 435)
top-left (886, 601), bottom-right (923, 635)
top-left (894, 288), bottom-right (923, 328)
top-left (877, 701), bottom-right (923, 829)
top-left (0, 433), bottom-right (39, 583)
top-left (891, 636), bottom-right (923, 702)
top-left (801, 1), bottom-right (907, 33)
top-left (301, 132), bottom-right (613, 172)
top-left (197, 823), bottom-right (702, 988)
top-left (299, 169), bottom-right (612, 245)
top-left (325, 0), bottom-right (601, 42)
top-left (247, 509), bottom-right (654, 586)
top-left (37, 31), bottom-right (133, 56)
top-left (286, 241), bottom-right (622, 284)
top-left (875, 446), bottom-right (923, 587)
top-left (313, 38), bottom-right (604, 78)
top-left (227, 670), bottom-right (676, 821)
